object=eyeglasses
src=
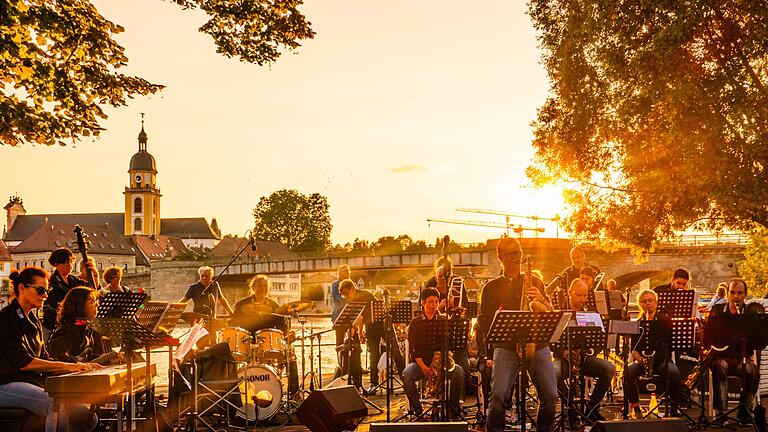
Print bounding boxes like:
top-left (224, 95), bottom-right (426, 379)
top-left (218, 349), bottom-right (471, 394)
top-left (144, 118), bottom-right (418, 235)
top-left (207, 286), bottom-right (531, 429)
top-left (25, 284), bottom-right (49, 296)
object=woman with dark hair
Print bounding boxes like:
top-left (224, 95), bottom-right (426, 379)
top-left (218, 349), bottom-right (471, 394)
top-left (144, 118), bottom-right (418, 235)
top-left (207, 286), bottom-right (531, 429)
top-left (42, 247), bottom-right (98, 333)
top-left (49, 287), bottom-right (110, 363)
top-left (0, 267), bottom-right (99, 430)
top-left (99, 267), bottom-right (131, 297)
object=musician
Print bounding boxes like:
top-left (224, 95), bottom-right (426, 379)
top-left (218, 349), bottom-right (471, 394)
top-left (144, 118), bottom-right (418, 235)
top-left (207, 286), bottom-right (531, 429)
top-left (579, 266), bottom-right (598, 289)
top-left (623, 289), bottom-right (683, 418)
top-left (402, 287), bottom-right (465, 417)
top-left (0, 267), bottom-right (99, 430)
top-left (49, 287), bottom-right (110, 363)
top-left (706, 283), bottom-right (727, 310)
top-left (554, 279), bottom-right (615, 422)
top-left (178, 266), bottom-right (234, 316)
top-left (98, 267), bottom-right (132, 297)
top-left (652, 268), bottom-right (689, 294)
top-left (708, 278), bottom-right (764, 426)
top-left (43, 248), bottom-right (98, 333)
top-left (425, 257), bottom-right (469, 314)
top-left (232, 275), bottom-right (299, 395)
top-left (331, 264), bottom-right (350, 363)
top-left (562, 246), bottom-right (601, 290)
top-left (477, 237), bottom-right (557, 432)
top-left (337, 279), bottom-right (377, 391)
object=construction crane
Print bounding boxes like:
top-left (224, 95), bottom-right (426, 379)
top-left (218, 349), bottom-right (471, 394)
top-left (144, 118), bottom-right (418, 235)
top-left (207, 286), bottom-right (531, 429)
top-left (456, 207), bottom-right (560, 238)
top-left (426, 217), bottom-right (546, 238)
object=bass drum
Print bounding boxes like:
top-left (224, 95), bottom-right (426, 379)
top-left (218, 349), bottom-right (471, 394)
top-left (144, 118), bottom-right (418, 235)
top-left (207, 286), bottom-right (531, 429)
top-left (237, 364), bottom-right (283, 421)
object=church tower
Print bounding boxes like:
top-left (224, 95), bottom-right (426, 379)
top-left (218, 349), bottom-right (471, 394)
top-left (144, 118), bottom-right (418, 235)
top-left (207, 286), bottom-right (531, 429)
top-left (124, 115), bottom-right (161, 236)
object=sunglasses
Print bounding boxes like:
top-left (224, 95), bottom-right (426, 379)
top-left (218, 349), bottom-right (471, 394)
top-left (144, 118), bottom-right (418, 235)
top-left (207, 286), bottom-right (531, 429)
top-left (25, 284), bottom-right (49, 296)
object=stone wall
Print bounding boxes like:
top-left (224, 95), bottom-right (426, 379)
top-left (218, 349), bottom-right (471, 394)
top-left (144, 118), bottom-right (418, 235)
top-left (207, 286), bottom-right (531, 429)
top-left (145, 261), bottom-right (203, 302)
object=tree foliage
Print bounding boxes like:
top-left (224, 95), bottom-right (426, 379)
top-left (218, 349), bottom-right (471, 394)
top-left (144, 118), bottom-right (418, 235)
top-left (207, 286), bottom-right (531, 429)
top-left (252, 189), bottom-right (332, 252)
top-left (527, 0), bottom-right (768, 248)
top-left (738, 226), bottom-right (768, 297)
top-left (1, 0), bottom-right (314, 146)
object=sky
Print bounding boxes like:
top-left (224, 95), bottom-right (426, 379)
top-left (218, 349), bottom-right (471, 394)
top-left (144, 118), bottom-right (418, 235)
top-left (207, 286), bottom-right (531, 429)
top-left (0, 0), bottom-right (568, 245)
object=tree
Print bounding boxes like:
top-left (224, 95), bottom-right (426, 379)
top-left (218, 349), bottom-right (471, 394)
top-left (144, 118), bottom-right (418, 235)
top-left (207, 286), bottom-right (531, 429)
top-left (1, 0), bottom-right (314, 146)
top-left (527, 0), bottom-right (768, 248)
top-left (252, 189), bottom-right (332, 252)
top-left (738, 226), bottom-right (768, 297)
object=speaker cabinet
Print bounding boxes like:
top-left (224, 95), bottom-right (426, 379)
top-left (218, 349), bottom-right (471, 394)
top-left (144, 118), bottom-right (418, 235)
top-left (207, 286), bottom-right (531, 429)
top-left (296, 386), bottom-right (367, 432)
top-left (592, 418), bottom-right (688, 432)
top-left (370, 422), bottom-right (469, 431)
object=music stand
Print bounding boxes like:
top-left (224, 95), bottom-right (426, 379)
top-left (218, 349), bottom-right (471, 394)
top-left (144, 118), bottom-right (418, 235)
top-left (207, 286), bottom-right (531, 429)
top-left (331, 301), bottom-right (382, 412)
top-left (486, 311), bottom-right (570, 432)
top-left (552, 322), bottom-right (608, 428)
top-left (466, 301), bottom-right (478, 319)
top-left (408, 318), bottom-right (470, 421)
top-left (137, 301), bottom-right (186, 333)
top-left (391, 300), bottom-right (415, 324)
top-left (657, 291), bottom-right (698, 318)
top-left (98, 291), bottom-right (146, 319)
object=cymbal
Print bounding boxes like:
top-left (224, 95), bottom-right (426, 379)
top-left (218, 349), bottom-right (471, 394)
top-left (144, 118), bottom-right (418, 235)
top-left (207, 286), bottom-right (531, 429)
top-left (240, 303), bottom-right (274, 315)
top-left (276, 300), bottom-right (312, 315)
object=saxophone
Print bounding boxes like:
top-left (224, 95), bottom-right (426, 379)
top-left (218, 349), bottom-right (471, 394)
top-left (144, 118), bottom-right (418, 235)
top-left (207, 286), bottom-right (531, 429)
top-left (424, 351), bottom-right (456, 399)
top-left (522, 256), bottom-right (552, 313)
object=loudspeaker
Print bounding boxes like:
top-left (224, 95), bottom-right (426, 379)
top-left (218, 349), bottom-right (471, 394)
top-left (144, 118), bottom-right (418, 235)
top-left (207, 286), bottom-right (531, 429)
top-left (296, 386), bottom-right (367, 432)
top-left (370, 422), bottom-right (469, 431)
top-left (592, 418), bottom-right (687, 432)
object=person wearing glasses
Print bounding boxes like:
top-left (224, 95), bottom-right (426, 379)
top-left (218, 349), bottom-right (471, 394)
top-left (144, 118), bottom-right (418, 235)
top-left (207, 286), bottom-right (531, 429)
top-left (42, 248), bottom-right (98, 335)
top-left (623, 289), bottom-right (683, 418)
top-left (477, 237), bottom-right (556, 432)
top-left (0, 267), bottom-right (100, 430)
top-left (49, 287), bottom-right (111, 363)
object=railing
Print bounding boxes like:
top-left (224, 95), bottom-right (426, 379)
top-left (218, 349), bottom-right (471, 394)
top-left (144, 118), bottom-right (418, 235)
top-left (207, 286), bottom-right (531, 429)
top-left (662, 233), bottom-right (749, 247)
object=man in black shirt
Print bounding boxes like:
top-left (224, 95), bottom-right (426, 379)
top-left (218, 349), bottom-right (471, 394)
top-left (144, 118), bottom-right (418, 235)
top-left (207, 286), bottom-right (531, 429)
top-left (477, 237), bottom-right (557, 432)
top-left (179, 266), bottom-right (234, 316)
top-left (709, 278), bottom-right (764, 426)
top-left (230, 274), bottom-right (283, 331)
top-left (337, 279), bottom-right (376, 391)
top-left (653, 268), bottom-right (690, 294)
top-left (42, 248), bottom-right (98, 333)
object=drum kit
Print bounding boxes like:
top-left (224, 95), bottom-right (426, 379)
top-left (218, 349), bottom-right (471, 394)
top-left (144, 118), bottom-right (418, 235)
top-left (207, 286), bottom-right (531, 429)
top-left (181, 300), bottom-right (313, 422)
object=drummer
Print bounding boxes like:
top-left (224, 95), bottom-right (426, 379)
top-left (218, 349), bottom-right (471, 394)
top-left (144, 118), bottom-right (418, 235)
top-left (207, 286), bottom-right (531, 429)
top-left (231, 274), bottom-right (287, 332)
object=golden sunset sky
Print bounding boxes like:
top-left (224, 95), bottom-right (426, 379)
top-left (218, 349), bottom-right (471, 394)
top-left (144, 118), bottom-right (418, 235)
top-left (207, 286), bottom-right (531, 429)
top-left (0, 0), bottom-right (567, 245)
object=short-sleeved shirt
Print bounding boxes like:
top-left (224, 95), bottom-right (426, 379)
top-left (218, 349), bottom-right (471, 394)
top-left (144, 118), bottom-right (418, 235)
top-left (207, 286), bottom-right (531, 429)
top-left (184, 281), bottom-right (223, 315)
top-left (0, 299), bottom-right (49, 387)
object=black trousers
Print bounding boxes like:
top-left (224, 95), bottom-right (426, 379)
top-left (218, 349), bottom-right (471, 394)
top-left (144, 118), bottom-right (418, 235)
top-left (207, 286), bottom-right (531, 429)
top-left (711, 357), bottom-right (759, 411)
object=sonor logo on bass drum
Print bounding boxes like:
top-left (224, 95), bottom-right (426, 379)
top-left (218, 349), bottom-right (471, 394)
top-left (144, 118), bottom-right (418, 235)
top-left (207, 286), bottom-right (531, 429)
top-left (247, 374), bottom-right (273, 382)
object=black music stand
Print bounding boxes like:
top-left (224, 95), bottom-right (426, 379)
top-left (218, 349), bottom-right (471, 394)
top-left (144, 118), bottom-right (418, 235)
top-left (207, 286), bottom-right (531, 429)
top-left (658, 290), bottom-right (698, 318)
top-left (703, 313), bottom-right (768, 429)
top-left (466, 301), bottom-right (478, 319)
top-left (406, 318), bottom-right (470, 422)
top-left (486, 311), bottom-right (570, 432)
top-left (553, 322), bottom-right (608, 428)
top-left (331, 301), bottom-right (382, 412)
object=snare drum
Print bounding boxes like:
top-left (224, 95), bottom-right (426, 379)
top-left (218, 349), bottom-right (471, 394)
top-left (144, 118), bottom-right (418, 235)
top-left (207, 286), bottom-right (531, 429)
top-left (216, 326), bottom-right (251, 361)
top-left (254, 328), bottom-right (285, 362)
top-left (237, 364), bottom-right (282, 420)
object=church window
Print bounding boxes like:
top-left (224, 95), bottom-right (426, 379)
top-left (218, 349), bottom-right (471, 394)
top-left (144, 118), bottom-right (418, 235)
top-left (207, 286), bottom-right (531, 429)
top-left (134, 218), bottom-right (142, 233)
top-left (134, 197), bottom-right (142, 213)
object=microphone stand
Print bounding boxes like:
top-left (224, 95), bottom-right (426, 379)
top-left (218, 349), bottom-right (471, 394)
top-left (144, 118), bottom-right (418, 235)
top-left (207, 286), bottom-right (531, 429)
top-left (203, 232), bottom-right (256, 319)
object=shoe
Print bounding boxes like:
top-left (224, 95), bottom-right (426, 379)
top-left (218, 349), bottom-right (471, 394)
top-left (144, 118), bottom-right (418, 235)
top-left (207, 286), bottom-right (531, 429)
top-left (363, 387), bottom-right (377, 396)
top-left (737, 406), bottom-right (753, 426)
top-left (712, 412), bottom-right (728, 427)
top-left (633, 405), bottom-right (643, 419)
top-left (587, 402), bottom-right (606, 422)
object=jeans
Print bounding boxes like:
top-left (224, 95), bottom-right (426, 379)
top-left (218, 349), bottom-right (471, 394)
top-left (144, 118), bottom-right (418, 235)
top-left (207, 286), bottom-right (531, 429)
top-left (623, 360), bottom-right (681, 404)
top-left (711, 358), bottom-right (759, 411)
top-left (0, 381), bottom-right (96, 431)
top-left (487, 346), bottom-right (558, 432)
top-left (555, 355), bottom-right (615, 407)
top-left (402, 362), bottom-right (465, 414)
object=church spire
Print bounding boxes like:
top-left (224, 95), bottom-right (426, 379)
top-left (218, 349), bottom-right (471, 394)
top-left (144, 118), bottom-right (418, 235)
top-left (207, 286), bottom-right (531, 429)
top-left (138, 113), bottom-right (148, 151)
